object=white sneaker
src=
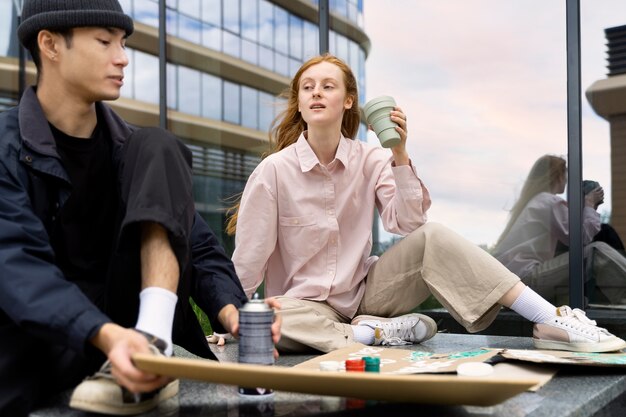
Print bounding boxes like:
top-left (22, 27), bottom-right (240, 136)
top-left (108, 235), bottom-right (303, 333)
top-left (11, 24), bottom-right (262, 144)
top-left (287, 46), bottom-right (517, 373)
top-left (533, 306), bottom-right (626, 353)
top-left (70, 334), bottom-right (179, 415)
top-left (352, 313), bottom-right (437, 346)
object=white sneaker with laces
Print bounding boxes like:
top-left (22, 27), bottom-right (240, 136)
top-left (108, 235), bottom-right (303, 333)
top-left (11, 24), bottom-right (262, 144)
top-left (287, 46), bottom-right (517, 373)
top-left (352, 313), bottom-right (437, 346)
top-left (70, 334), bottom-right (179, 415)
top-left (533, 306), bottom-right (626, 353)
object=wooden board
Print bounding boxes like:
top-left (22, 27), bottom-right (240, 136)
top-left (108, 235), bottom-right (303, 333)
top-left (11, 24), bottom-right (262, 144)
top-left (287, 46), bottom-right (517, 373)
top-left (133, 354), bottom-right (538, 406)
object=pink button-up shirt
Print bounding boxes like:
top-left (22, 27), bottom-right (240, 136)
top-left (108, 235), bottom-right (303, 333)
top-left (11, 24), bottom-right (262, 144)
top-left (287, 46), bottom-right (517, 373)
top-left (232, 133), bottom-right (431, 318)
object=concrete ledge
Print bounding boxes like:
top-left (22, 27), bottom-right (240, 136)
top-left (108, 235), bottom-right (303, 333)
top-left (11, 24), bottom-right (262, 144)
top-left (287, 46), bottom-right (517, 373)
top-left (30, 333), bottom-right (626, 417)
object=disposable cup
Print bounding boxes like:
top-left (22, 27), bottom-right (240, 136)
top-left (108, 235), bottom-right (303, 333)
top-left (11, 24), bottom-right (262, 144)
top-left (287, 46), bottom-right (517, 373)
top-left (362, 95), bottom-right (401, 148)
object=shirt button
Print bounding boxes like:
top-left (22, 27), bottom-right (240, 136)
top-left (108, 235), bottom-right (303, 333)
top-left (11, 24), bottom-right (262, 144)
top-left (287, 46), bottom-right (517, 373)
top-left (293, 219), bottom-right (299, 225)
top-left (328, 270), bottom-right (333, 276)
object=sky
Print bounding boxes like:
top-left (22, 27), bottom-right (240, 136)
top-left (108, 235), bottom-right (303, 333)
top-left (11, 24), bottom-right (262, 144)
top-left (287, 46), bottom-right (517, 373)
top-left (363, 0), bottom-right (626, 246)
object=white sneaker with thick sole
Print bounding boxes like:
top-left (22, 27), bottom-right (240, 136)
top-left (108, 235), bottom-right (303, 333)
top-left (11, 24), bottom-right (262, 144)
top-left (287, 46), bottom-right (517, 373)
top-left (352, 313), bottom-right (437, 346)
top-left (533, 306), bottom-right (626, 353)
top-left (70, 336), bottom-right (179, 415)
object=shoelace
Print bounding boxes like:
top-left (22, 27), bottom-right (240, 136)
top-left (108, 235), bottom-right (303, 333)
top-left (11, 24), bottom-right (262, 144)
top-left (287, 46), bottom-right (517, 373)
top-left (379, 319), bottom-right (417, 346)
top-left (558, 306), bottom-right (610, 336)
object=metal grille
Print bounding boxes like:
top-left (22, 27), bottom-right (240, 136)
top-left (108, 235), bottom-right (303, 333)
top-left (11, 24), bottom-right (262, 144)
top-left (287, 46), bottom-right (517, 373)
top-left (187, 143), bottom-right (260, 181)
top-left (606, 24), bottom-right (626, 77)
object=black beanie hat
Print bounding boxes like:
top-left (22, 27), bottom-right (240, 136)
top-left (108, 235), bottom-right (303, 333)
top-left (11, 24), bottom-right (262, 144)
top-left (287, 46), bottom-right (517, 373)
top-left (17, 0), bottom-right (134, 47)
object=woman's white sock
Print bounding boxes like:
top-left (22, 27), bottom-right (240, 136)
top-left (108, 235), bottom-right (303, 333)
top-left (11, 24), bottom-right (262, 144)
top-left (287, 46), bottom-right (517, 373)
top-left (509, 286), bottom-right (557, 324)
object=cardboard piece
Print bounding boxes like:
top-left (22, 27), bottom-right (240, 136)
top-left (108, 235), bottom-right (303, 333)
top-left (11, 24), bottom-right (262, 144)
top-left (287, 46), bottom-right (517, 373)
top-left (133, 353), bottom-right (538, 406)
top-left (492, 362), bottom-right (557, 392)
top-left (500, 349), bottom-right (626, 367)
top-left (293, 343), bottom-right (500, 374)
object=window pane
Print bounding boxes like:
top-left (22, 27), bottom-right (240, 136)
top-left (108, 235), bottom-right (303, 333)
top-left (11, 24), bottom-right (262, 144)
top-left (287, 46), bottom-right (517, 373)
top-left (178, 66), bottom-right (201, 116)
top-left (134, 50), bottom-right (159, 105)
top-left (179, 13), bottom-right (201, 43)
top-left (274, 7), bottom-right (288, 54)
top-left (179, 0), bottom-right (200, 17)
top-left (275, 52), bottom-right (288, 77)
top-left (223, 81), bottom-right (241, 124)
top-left (134, 0), bottom-right (159, 27)
top-left (202, 23), bottom-right (222, 51)
top-left (223, 0), bottom-right (240, 34)
top-left (259, 0), bottom-right (274, 47)
top-left (166, 62), bottom-right (177, 109)
top-left (223, 31), bottom-right (241, 58)
top-left (289, 15), bottom-right (303, 59)
top-left (259, 45), bottom-right (274, 71)
top-left (202, 73), bottom-right (222, 120)
top-left (201, 0), bottom-right (221, 27)
top-left (303, 21), bottom-right (319, 60)
top-left (241, 86), bottom-right (259, 129)
top-left (241, 0), bottom-right (259, 41)
top-left (259, 91), bottom-right (276, 132)
top-left (242, 39), bottom-right (258, 65)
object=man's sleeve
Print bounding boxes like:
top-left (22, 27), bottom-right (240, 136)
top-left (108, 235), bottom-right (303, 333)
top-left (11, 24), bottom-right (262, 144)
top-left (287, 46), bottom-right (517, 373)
top-left (0, 156), bottom-right (109, 352)
top-left (190, 212), bottom-right (248, 334)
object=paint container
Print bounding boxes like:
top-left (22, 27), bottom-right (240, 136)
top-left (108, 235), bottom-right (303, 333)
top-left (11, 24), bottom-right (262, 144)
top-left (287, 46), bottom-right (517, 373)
top-left (238, 294), bottom-right (274, 396)
top-left (319, 361), bottom-right (342, 372)
top-left (362, 356), bottom-right (380, 373)
top-left (345, 359), bottom-right (365, 372)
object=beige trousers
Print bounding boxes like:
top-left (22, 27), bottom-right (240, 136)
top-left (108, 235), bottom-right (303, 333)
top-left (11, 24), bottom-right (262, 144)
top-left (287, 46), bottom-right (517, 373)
top-left (276, 222), bottom-right (520, 353)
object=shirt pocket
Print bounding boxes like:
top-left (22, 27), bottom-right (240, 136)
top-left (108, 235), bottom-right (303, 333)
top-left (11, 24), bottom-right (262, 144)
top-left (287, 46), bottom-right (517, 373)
top-left (278, 214), bottom-right (321, 259)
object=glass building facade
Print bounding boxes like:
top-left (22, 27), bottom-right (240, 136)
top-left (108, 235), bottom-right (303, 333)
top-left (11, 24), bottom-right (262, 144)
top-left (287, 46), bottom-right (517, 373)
top-left (0, 0), bottom-right (369, 253)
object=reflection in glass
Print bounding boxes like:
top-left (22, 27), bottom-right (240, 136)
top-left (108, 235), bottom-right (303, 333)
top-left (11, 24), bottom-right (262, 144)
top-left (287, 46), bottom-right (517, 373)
top-left (166, 8), bottom-right (178, 36)
top-left (494, 155), bottom-right (626, 306)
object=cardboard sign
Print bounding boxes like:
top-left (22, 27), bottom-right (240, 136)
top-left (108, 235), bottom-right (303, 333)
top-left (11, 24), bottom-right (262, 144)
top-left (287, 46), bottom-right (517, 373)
top-left (132, 353), bottom-right (537, 406)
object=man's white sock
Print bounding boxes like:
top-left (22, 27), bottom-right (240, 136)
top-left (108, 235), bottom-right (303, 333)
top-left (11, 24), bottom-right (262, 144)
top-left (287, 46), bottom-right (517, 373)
top-left (509, 286), bottom-right (557, 324)
top-left (352, 325), bottom-right (375, 345)
top-left (135, 287), bottom-right (178, 356)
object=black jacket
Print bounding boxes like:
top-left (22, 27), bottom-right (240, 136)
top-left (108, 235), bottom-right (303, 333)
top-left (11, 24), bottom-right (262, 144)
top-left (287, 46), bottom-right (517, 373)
top-left (0, 87), bottom-right (247, 358)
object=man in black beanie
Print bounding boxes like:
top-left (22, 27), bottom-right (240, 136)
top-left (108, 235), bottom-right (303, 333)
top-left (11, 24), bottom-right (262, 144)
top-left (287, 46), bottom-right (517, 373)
top-left (0, 1), bottom-right (279, 416)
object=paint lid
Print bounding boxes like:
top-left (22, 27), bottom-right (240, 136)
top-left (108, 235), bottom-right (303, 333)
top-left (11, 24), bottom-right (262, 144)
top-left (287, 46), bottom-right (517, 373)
top-left (240, 293), bottom-right (272, 312)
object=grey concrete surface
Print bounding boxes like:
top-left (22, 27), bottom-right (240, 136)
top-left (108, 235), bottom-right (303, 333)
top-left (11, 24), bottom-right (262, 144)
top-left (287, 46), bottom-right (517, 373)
top-left (30, 333), bottom-right (626, 417)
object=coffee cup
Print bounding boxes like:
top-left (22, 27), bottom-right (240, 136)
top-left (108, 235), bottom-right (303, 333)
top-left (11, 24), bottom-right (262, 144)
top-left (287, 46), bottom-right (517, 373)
top-left (363, 95), bottom-right (401, 148)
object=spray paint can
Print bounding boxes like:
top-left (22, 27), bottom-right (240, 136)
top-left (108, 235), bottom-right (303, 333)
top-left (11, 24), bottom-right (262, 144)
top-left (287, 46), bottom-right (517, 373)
top-left (238, 294), bottom-right (274, 396)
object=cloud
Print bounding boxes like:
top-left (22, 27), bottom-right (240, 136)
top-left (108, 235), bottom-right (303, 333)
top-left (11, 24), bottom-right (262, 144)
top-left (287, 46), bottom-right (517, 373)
top-left (365, 0), bottom-right (625, 245)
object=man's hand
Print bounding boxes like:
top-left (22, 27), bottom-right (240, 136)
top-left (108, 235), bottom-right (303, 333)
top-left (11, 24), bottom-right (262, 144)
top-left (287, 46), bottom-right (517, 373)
top-left (91, 323), bottom-right (171, 393)
top-left (215, 298), bottom-right (282, 357)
